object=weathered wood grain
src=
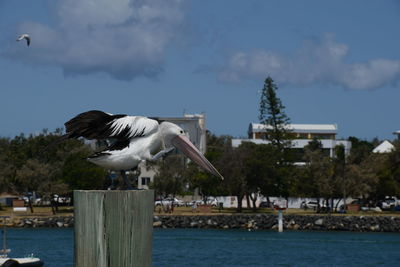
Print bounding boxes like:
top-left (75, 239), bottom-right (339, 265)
top-left (74, 190), bottom-right (154, 267)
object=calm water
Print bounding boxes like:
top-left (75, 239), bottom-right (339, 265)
top-left (4, 228), bottom-right (400, 266)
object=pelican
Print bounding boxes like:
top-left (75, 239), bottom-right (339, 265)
top-left (16, 34), bottom-right (30, 46)
top-left (62, 110), bottom-right (223, 188)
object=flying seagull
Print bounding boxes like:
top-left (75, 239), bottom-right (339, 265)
top-left (16, 34), bottom-right (30, 46)
top-left (61, 110), bottom-right (224, 188)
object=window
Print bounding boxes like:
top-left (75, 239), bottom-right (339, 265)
top-left (297, 133), bottom-right (309, 139)
top-left (310, 134), bottom-right (335, 140)
top-left (141, 177), bottom-right (150, 186)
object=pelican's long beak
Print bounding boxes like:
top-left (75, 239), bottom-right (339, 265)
top-left (172, 135), bottom-right (224, 180)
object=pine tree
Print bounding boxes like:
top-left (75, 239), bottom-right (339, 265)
top-left (259, 76), bottom-right (292, 150)
top-left (258, 77), bottom-right (293, 197)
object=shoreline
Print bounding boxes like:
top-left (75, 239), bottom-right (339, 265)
top-left (2, 214), bottom-right (400, 232)
top-left (154, 214), bottom-right (400, 232)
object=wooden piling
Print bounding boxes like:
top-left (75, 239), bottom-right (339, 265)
top-left (74, 190), bottom-right (154, 267)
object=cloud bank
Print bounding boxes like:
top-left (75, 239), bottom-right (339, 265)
top-left (219, 35), bottom-right (400, 90)
top-left (4, 0), bottom-right (186, 80)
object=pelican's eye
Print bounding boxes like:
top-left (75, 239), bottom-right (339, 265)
top-left (180, 130), bottom-right (184, 134)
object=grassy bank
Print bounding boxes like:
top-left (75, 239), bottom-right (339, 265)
top-left (1, 206), bottom-right (399, 219)
top-left (156, 206), bottom-right (400, 216)
top-left (0, 206), bottom-right (73, 219)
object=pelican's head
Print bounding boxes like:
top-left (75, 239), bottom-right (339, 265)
top-left (159, 122), bottom-right (223, 180)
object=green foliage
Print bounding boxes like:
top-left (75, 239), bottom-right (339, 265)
top-left (258, 76), bottom-right (294, 197)
top-left (240, 142), bottom-right (278, 196)
top-left (258, 76), bottom-right (292, 149)
top-left (216, 143), bottom-right (247, 212)
top-left (0, 129), bottom-right (107, 198)
top-left (301, 143), bottom-right (335, 198)
top-left (153, 155), bottom-right (187, 197)
top-left (347, 136), bottom-right (374, 164)
top-left (62, 149), bottom-right (107, 190)
top-left (183, 133), bottom-right (231, 198)
top-left (307, 138), bottom-right (323, 152)
top-left (1, 123), bottom-right (400, 209)
top-left (186, 164), bottom-right (222, 197)
top-left (373, 145), bottom-right (400, 198)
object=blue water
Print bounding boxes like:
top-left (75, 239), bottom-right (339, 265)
top-left (4, 228), bottom-right (400, 266)
top-left (5, 228), bottom-right (72, 267)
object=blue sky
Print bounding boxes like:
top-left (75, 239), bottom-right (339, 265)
top-left (0, 0), bottom-right (399, 140)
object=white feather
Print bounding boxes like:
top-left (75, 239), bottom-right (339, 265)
top-left (108, 116), bottom-right (158, 138)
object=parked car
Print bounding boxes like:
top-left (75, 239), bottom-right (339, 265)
top-left (53, 194), bottom-right (71, 205)
top-left (185, 197), bottom-right (219, 207)
top-left (378, 197), bottom-right (398, 210)
top-left (300, 201), bottom-right (327, 211)
top-left (203, 197), bottom-right (218, 207)
top-left (259, 201), bottom-right (273, 208)
top-left (185, 200), bottom-right (201, 207)
top-left (155, 198), bottom-right (184, 207)
top-left (22, 196), bottom-right (42, 205)
top-left (339, 198), bottom-right (380, 211)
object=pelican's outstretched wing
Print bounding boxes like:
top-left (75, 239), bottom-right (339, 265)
top-left (64, 110), bottom-right (159, 141)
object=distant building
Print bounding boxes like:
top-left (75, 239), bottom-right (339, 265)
top-left (394, 130), bottom-right (400, 140)
top-left (0, 194), bottom-right (20, 206)
top-left (137, 113), bottom-right (207, 189)
top-left (232, 123), bottom-right (351, 163)
top-left (372, 140), bottom-right (395, 153)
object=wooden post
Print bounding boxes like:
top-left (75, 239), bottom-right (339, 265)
top-left (278, 210), bottom-right (283, 233)
top-left (74, 190), bottom-right (154, 267)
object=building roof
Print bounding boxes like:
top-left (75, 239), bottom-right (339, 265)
top-left (394, 130), bottom-right (400, 135)
top-left (249, 123), bottom-right (337, 134)
top-left (0, 193), bottom-right (20, 198)
top-left (372, 140), bottom-right (395, 153)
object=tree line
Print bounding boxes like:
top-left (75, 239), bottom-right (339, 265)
top-left (0, 129), bottom-right (107, 212)
top-left (153, 77), bottom-right (400, 212)
top-left (0, 77), bottom-right (399, 213)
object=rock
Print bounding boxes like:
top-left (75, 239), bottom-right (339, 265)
top-left (56, 221), bottom-right (64, 227)
top-left (370, 225), bottom-right (380, 231)
top-left (190, 221), bottom-right (198, 227)
top-left (246, 220), bottom-right (255, 229)
top-left (153, 221), bottom-right (162, 227)
top-left (314, 219), bottom-right (324, 226)
top-left (223, 225), bottom-right (229, 229)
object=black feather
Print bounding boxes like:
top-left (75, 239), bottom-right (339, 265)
top-left (65, 110), bottom-right (126, 140)
top-left (106, 139), bottom-right (130, 151)
top-left (88, 151), bottom-right (112, 159)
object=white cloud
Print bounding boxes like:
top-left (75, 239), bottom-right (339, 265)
top-left (219, 35), bottom-right (400, 90)
top-left (3, 0), bottom-right (186, 80)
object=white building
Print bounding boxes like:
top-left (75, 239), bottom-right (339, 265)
top-left (373, 140), bottom-right (395, 153)
top-left (232, 123), bottom-right (351, 161)
top-left (137, 113), bottom-right (207, 189)
top-left (394, 130), bottom-right (400, 140)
